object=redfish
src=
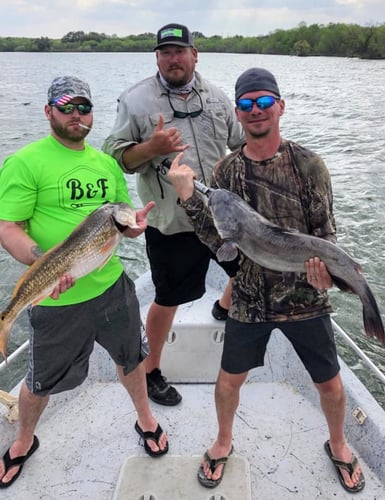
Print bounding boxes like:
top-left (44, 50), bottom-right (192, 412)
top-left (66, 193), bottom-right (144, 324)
top-left (0, 203), bottom-right (138, 360)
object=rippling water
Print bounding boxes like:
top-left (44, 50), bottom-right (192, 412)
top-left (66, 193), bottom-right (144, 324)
top-left (0, 52), bottom-right (384, 406)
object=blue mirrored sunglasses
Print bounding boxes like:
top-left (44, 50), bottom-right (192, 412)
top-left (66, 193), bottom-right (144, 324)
top-left (50, 103), bottom-right (93, 115)
top-left (236, 95), bottom-right (279, 112)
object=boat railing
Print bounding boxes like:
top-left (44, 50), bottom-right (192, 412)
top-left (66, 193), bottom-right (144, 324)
top-left (0, 341), bottom-right (29, 375)
top-left (1, 321), bottom-right (385, 385)
top-left (331, 319), bottom-right (385, 385)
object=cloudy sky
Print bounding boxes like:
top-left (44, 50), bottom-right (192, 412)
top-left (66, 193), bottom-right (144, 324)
top-left (0, 0), bottom-right (383, 38)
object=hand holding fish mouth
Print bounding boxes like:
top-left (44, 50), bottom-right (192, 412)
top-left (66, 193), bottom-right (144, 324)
top-left (305, 257), bottom-right (333, 290)
top-left (121, 201), bottom-right (156, 238)
top-left (168, 152), bottom-right (196, 201)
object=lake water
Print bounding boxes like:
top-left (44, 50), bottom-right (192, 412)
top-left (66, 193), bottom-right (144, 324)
top-left (1, 52), bottom-right (385, 406)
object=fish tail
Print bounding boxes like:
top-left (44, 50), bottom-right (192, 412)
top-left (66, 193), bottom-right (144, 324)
top-left (362, 290), bottom-right (385, 345)
top-left (0, 312), bottom-right (11, 362)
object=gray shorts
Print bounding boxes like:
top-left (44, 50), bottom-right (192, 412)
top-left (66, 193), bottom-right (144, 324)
top-left (222, 315), bottom-right (340, 383)
top-left (26, 273), bottom-right (148, 395)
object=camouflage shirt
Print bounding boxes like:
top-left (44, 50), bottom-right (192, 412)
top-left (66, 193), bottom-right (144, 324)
top-left (181, 139), bottom-right (336, 323)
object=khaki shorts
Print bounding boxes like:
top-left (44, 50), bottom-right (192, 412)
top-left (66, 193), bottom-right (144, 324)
top-left (26, 273), bottom-right (148, 395)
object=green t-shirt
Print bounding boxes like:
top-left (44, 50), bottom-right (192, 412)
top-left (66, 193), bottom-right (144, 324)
top-left (0, 135), bottom-right (132, 306)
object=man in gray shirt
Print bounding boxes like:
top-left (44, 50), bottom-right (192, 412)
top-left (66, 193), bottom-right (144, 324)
top-left (103, 23), bottom-right (244, 406)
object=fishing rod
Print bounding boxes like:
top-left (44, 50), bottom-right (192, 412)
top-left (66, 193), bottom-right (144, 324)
top-left (158, 158), bottom-right (212, 196)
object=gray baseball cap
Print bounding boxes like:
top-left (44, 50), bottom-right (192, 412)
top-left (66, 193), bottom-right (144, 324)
top-left (235, 68), bottom-right (281, 100)
top-left (47, 75), bottom-right (93, 105)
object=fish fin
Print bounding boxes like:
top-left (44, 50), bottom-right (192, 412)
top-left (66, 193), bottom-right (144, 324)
top-left (0, 313), bottom-right (10, 362)
top-left (362, 299), bottom-right (385, 345)
top-left (332, 261), bottom-right (363, 293)
top-left (216, 241), bottom-right (238, 262)
top-left (332, 275), bottom-right (354, 293)
top-left (93, 239), bottom-right (119, 272)
top-left (360, 285), bottom-right (385, 344)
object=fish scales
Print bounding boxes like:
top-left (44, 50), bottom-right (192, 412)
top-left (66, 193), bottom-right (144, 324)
top-left (0, 203), bottom-right (137, 360)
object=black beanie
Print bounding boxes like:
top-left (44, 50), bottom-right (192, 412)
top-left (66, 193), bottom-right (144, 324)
top-left (235, 68), bottom-right (280, 101)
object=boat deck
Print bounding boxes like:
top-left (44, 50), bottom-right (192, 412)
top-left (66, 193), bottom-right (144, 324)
top-left (0, 267), bottom-right (384, 499)
top-left (1, 376), bottom-right (384, 498)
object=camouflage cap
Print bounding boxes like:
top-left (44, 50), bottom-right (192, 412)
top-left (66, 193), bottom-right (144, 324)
top-left (47, 75), bottom-right (93, 105)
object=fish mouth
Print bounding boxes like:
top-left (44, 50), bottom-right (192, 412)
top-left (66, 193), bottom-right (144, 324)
top-left (112, 218), bottom-right (128, 233)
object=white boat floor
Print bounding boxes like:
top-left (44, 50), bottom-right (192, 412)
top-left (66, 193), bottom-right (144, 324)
top-left (1, 381), bottom-right (384, 500)
top-left (113, 455), bottom-right (251, 500)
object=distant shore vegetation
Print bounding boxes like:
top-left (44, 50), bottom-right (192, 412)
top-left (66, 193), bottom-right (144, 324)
top-left (1, 22), bottom-right (385, 59)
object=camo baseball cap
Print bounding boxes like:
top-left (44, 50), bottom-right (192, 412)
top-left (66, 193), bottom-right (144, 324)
top-left (154, 23), bottom-right (195, 50)
top-left (47, 75), bottom-right (93, 105)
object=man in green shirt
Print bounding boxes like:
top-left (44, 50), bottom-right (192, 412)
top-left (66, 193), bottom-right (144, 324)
top-left (0, 76), bottom-right (168, 489)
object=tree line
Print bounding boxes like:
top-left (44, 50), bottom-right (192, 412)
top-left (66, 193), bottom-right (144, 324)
top-left (1, 22), bottom-right (385, 59)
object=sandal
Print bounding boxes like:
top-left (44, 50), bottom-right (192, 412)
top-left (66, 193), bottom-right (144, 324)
top-left (134, 421), bottom-right (169, 458)
top-left (197, 445), bottom-right (233, 488)
top-left (0, 435), bottom-right (39, 488)
top-left (324, 440), bottom-right (365, 493)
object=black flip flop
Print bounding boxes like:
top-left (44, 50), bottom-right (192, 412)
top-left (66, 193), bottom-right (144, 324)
top-left (0, 435), bottom-right (40, 488)
top-left (324, 440), bottom-right (365, 493)
top-left (134, 421), bottom-right (169, 457)
top-left (197, 445), bottom-right (233, 488)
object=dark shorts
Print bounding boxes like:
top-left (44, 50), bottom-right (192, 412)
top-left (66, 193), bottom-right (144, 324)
top-left (26, 273), bottom-right (148, 396)
top-left (145, 227), bottom-right (239, 306)
top-left (222, 314), bottom-right (340, 383)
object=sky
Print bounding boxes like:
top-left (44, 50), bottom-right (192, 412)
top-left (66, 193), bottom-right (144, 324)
top-left (0, 0), bottom-right (383, 39)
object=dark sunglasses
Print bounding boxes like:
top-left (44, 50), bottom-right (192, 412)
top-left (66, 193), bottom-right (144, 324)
top-left (236, 95), bottom-right (280, 112)
top-left (50, 103), bottom-right (93, 115)
top-left (167, 88), bottom-right (203, 119)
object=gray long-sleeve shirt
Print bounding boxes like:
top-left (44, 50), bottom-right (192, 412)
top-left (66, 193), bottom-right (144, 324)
top-left (103, 71), bottom-right (244, 234)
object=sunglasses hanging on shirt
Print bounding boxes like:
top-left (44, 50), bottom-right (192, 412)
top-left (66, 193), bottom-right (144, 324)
top-left (167, 88), bottom-right (203, 119)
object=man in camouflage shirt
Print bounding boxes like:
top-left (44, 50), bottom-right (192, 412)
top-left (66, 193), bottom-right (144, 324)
top-left (168, 68), bottom-right (365, 493)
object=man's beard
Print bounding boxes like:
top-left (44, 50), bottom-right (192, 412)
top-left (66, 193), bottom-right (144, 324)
top-left (248, 128), bottom-right (269, 139)
top-left (51, 117), bottom-right (88, 142)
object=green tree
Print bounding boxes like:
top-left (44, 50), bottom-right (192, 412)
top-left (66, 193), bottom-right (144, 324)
top-left (293, 39), bottom-right (311, 56)
top-left (61, 31), bottom-right (85, 43)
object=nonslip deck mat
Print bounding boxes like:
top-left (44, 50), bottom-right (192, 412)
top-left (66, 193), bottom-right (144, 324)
top-left (113, 454), bottom-right (251, 500)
